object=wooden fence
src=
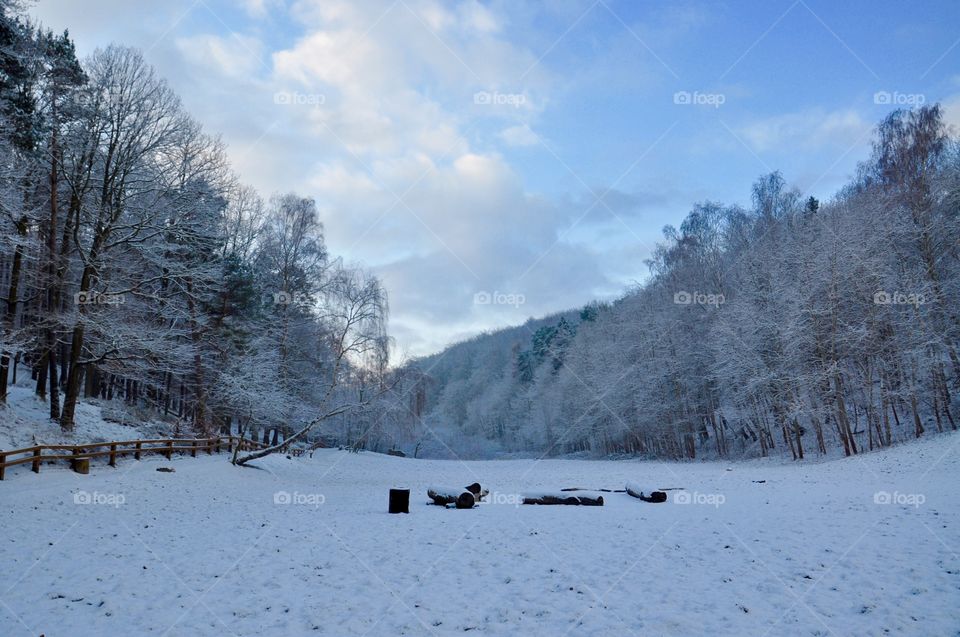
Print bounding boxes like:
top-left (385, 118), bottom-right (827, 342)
top-left (0, 436), bottom-right (275, 480)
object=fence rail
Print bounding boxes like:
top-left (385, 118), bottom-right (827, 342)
top-left (0, 436), bottom-right (271, 480)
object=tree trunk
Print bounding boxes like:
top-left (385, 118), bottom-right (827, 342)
top-left (834, 373), bottom-right (856, 455)
top-left (61, 261), bottom-right (98, 430)
top-left (60, 320), bottom-right (86, 430)
top-left (47, 346), bottom-right (59, 419)
top-left (910, 391), bottom-right (924, 438)
top-left (185, 278), bottom-right (207, 433)
top-left (45, 127), bottom-right (62, 420)
top-left (35, 350), bottom-right (48, 399)
top-left (0, 215), bottom-right (27, 404)
top-left (163, 371), bottom-right (172, 415)
top-left (793, 419), bottom-right (803, 460)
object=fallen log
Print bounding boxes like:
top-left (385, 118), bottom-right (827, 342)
top-left (456, 491), bottom-right (476, 509)
top-left (522, 492), bottom-right (603, 506)
top-left (625, 482), bottom-right (667, 503)
top-left (427, 485), bottom-right (486, 507)
top-left (560, 487), bottom-right (625, 493)
top-left (463, 483), bottom-right (489, 501)
top-left (427, 487), bottom-right (460, 505)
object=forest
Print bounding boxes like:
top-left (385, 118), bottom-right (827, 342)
top-left (0, 3), bottom-right (390, 461)
top-left (397, 107), bottom-right (960, 461)
top-left (2, 0), bottom-right (958, 463)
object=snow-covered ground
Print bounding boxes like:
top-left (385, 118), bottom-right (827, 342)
top-left (0, 383), bottom-right (173, 450)
top-left (1, 432), bottom-right (958, 636)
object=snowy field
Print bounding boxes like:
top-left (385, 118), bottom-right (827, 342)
top-left (2, 434), bottom-right (958, 636)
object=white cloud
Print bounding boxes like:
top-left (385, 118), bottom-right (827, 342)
top-left (739, 108), bottom-right (871, 153)
top-left (24, 0), bottom-right (671, 356)
top-left (242, 0), bottom-right (282, 18)
top-left (176, 34), bottom-right (266, 79)
top-left (498, 124), bottom-right (541, 147)
top-left (458, 1), bottom-right (500, 33)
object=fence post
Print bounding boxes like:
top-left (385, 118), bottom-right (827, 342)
top-left (32, 447), bottom-right (42, 473)
top-left (191, 440), bottom-right (197, 458)
top-left (135, 441), bottom-right (142, 460)
top-left (206, 438), bottom-right (213, 455)
top-left (109, 443), bottom-right (117, 467)
top-left (226, 438), bottom-right (233, 453)
top-left (166, 440), bottom-right (173, 460)
top-left (0, 452), bottom-right (6, 480)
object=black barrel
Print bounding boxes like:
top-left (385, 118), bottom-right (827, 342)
top-left (389, 488), bottom-right (410, 514)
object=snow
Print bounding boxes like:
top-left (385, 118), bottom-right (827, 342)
top-left (1, 432), bottom-right (958, 636)
top-left (0, 382), bottom-right (172, 451)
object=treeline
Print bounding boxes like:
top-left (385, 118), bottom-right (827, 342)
top-left (0, 2), bottom-right (389, 444)
top-left (398, 105), bottom-right (960, 460)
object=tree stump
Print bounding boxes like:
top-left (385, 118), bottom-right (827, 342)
top-left (389, 488), bottom-right (410, 514)
top-left (71, 457), bottom-right (90, 475)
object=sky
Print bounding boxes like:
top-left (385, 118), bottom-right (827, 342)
top-left (28, 0), bottom-right (960, 358)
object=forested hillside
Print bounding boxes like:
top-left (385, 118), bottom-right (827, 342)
top-left (3, 0), bottom-right (958, 465)
top-left (395, 106), bottom-right (960, 461)
top-left (0, 3), bottom-right (389, 451)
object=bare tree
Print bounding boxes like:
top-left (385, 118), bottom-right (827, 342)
top-left (232, 268), bottom-right (389, 465)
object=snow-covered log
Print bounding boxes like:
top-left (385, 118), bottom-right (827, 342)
top-left (464, 483), bottom-right (489, 501)
top-left (522, 492), bottom-right (604, 506)
top-left (456, 492), bottom-right (476, 509)
top-left (427, 485), bottom-right (485, 507)
top-left (625, 483), bottom-right (667, 503)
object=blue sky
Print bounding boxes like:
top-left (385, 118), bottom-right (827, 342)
top-left (30, 0), bottom-right (960, 357)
